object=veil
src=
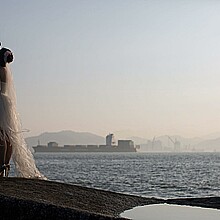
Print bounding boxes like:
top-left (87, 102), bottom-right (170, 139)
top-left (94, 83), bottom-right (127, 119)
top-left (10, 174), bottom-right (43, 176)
top-left (0, 64), bottom-right (46, 179)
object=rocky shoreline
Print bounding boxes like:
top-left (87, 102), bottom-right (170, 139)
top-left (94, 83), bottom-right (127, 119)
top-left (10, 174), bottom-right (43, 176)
top-left (0, 178), bottom-right (219, 219)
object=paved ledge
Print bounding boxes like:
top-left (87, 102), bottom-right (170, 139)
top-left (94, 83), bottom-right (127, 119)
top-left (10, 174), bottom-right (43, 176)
top-left (0, 178), bottom-right (162, 219)
top-left (0, 178), bottom-right (219, 219)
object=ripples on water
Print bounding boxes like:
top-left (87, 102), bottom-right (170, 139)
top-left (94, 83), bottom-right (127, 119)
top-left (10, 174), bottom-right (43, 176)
top-left (33, 153), bottom-right (220, 199)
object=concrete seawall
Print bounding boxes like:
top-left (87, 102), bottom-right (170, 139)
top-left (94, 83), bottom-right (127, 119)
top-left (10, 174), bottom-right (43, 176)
top-left (0, 178), bottom-right (219, 219)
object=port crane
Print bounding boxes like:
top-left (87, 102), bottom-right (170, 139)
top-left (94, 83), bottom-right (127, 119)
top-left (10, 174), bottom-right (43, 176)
top-left (167, 136), bottom-right (181, 152)
top-left (152, 136), bottom-right (155, 149)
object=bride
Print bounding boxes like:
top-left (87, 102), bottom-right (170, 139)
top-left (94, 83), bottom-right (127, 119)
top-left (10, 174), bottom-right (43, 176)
top-left (0, 44), bottom-right (45, 179)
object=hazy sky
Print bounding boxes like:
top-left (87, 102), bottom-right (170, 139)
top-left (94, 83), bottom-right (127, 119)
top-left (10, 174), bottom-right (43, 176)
top-left (1, 0), bottom-right (220, 138)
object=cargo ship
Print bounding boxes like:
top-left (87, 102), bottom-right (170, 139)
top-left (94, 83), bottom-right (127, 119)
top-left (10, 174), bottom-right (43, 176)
top-left (33, 134), bottom-right (137, 153)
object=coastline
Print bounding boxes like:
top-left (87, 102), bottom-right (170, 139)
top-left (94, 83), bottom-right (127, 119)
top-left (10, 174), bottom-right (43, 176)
top-left (0, 178), bottom-right (219, 219)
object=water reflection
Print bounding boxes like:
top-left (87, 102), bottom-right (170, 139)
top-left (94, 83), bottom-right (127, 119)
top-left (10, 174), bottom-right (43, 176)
top-left (121, 204), bottom-right (220, 220)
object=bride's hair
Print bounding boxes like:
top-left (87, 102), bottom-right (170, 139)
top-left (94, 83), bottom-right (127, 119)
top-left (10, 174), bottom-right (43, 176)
top-left (0, 48), bottom-right (13, 67)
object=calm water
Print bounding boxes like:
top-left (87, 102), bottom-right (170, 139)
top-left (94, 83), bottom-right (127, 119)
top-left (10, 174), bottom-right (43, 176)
top-left (32, 152), bottom-right (220, 199)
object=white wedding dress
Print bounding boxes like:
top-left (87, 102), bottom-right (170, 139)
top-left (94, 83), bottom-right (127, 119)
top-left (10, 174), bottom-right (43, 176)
top-left (0, 65), bottom-right (45, 179)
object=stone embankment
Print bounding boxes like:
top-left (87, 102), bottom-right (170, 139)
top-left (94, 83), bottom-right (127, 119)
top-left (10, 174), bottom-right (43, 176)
top-left (0, 178), bottom-right (219, 219)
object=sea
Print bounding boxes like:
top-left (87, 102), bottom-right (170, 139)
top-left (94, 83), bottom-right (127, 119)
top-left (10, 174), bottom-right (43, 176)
top-left (17, 152), bottom-right (220, 199)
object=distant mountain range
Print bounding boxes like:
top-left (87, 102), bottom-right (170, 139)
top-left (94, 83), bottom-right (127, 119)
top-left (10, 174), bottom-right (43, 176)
top-left (194, 137), bottom-right (220, 151)
top-left (25, 130), bottom-right (220, 151)
top-left (25, 130), bottom-right (105, 147)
